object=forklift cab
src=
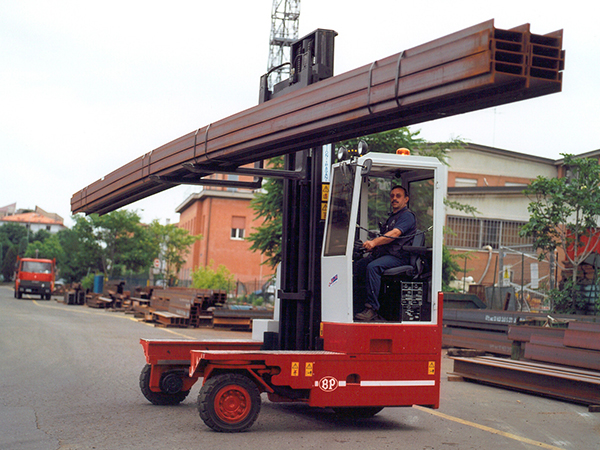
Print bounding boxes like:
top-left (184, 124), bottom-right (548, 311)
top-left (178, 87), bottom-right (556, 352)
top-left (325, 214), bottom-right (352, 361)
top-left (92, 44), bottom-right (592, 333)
top-left (321, 151), bottom-right (446, 324)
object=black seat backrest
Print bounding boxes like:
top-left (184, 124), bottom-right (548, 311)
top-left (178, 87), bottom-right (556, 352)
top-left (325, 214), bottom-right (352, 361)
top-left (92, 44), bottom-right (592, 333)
top-left (381, 230), bottom-right (426, 278)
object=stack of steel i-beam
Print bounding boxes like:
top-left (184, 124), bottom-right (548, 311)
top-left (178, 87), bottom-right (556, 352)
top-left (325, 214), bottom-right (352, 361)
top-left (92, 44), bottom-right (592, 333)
top-left (71, 19), bottom-right (565, 216)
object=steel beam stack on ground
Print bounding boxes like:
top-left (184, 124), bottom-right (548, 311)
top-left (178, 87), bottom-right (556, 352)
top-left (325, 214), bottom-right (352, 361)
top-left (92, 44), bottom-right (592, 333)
top-left (71, 19), bottom-right (564, 216)
top-left (450, 356), bottom-right (600, 408)
top-left (447, 314), bottom-right (600, 409)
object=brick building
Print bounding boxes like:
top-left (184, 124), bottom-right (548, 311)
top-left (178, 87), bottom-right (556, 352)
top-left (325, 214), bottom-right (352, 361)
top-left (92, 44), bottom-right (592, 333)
top-left (176, 187), bottom-right (274, 295)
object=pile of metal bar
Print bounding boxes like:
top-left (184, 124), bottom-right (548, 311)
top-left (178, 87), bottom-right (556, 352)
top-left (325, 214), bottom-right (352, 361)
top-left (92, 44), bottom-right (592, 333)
top-left (450, 356), bottom-right (600, 408)
top-left (71, 19), bottom-right (564, 215)
top-left (446, 314), bottom-right (600, 408)
top-left (141, 288), bottom-right (227, 327)
top-left (513, 321), bottom-right (600, 371)
top-left (442, 309), bottom-right (598, 357)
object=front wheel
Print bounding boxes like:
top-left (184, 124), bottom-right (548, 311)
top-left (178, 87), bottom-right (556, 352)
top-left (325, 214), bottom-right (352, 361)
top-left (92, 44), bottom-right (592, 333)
top-left (198, 373), bottom-right (261, 432)
top-left (139, 364), bottom-right (190, 405)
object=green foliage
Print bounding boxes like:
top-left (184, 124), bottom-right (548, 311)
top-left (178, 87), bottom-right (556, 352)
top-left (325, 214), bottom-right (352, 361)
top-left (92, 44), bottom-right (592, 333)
top-left (55, 227), bottom-right (97, 283)
top-left (80, 272), bottom-right (98, 291)
top-left (339, 128), bottom-right (427, 154)
top-left (442, 245), bottom-right (461, 292)
top-left (1, 246), bottom-right (18, 281)
top-left (24, 234), bottom-right (64, 261)
top-left (0, 223), bottom-right (28, 249)
top-left (246, 156), bottom-right (284, 268)
top-left (191, 261), bottom-right (235, 292)
top-left (148, 221), bottom-right (200, 287)
top-left (547, 278), bottom-right (597, 314)
top-left (521, 154), bottom-right (600, 298)
top-left (73, 210), bottom-right (158, 279)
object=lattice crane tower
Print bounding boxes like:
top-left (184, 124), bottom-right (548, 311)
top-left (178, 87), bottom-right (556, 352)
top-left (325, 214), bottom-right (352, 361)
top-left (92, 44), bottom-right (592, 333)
top-left (267, 0), bottom-right (300, 90)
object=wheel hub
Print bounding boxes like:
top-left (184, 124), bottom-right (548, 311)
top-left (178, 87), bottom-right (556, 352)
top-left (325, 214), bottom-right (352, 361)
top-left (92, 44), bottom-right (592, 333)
top-left (215, 387), bottom-right (250, 422)
top-left (160, 372), bottom-right (184, 394)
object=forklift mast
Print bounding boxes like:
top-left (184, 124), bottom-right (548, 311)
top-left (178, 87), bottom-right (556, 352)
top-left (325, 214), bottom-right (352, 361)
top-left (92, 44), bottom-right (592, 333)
top-left (260, 29), bottom-right (337, 351)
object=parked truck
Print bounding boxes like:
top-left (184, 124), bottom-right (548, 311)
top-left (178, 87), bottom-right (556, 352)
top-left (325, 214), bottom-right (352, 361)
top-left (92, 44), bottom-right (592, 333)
top-left (14, 257), bottom-right (55, 300)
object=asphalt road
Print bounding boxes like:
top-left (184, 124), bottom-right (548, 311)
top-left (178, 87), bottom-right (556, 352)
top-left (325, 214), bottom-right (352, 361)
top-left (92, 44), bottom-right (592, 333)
top-left (1, 285), bottom-right (599, 450)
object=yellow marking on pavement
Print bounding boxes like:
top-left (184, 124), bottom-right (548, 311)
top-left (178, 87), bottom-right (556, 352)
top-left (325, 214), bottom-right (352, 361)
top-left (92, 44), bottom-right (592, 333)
top-left (413, 405), bottom-right (565, 450)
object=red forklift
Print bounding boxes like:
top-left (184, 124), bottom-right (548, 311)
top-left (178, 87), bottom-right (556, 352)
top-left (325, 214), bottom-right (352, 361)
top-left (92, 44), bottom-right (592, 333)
top-left (138, 28), bottom-right (447, 432)
top-left (139, 149), bottom-right (447, 432)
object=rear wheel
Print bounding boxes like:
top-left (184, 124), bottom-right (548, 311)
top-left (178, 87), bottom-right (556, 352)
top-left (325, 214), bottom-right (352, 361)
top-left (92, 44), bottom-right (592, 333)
top-left (139, 364), bottom-right (190, 405)
top-left (198, 373), bottom-right (261, 432)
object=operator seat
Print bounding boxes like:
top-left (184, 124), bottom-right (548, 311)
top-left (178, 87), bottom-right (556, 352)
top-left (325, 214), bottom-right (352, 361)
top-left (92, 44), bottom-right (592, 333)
top-left (381, 231), bottom-right (426, 279)
top-left (379, 231), bottom-right (431, 321)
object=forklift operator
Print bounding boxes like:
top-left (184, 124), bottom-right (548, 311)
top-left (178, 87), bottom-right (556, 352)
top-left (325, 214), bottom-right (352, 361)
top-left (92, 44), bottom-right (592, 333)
top-left (354, 185), bottom-right (416, 322)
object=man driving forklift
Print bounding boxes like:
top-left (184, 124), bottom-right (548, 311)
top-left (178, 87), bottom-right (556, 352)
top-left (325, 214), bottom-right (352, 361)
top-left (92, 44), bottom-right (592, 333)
top-left (353, 184), bottom-right (416, 321)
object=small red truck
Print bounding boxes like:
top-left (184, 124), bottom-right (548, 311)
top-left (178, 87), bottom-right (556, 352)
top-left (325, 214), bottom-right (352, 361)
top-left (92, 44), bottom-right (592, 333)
top-left (14, 257), bottom-right (56, 300)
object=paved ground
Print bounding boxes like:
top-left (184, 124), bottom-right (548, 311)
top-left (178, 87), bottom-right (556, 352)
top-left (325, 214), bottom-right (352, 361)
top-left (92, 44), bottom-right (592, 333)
top-left (1, 285), bottom-right (599, 449)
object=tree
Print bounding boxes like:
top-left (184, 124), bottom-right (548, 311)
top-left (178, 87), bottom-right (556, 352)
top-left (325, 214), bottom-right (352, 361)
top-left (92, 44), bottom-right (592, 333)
top-left (521, 153), bottom-right (600, 312)
top-left (191, 261), bottom-right (235, 292)
top-left (1, 246), bottom-right (17, 281)
top-left (246, 156), bottom-right (284, 268)
top-left (0, 222), bottom-right (28, 249)
top-left (148, 221), bottom-right (200, 286)
top-left (24, 234), bottom-right (65, 261)
top-left (73, 210), bottom-right (158, 279)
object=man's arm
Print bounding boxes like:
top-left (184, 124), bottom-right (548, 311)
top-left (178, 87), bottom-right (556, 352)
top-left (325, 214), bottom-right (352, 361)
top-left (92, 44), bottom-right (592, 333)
top-left (362, 228), bottom-right (402, 251)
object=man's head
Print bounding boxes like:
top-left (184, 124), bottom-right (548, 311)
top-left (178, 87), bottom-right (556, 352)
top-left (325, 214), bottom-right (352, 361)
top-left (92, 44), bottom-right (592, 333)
top-left (390, 185), bottom-right (409, 213)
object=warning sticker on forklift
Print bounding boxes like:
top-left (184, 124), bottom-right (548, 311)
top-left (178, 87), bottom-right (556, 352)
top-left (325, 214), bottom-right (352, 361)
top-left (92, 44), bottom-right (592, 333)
top-left (292, 362), bottom-right (299, 376)
top-left (321, 184), bottom-right (330, 201)
top-left (428, 361), bottom-right (435, 375)
top-left (305, 362), bottom-right (313, 377)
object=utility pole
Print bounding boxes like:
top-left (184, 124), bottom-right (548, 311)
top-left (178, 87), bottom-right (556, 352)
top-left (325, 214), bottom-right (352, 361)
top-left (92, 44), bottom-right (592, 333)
top-left (266, 0), bottom-right (300, 90)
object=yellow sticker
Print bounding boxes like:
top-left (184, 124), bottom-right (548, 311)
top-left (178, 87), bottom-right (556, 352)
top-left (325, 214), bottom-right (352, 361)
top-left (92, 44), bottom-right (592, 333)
top-left (305, 362), bottom-right (314, 377)
top-left (428, 361), bottom-right (436, 375)
top-left (321, 184), bottom-right (330, 202)
top-left (321, 203), bottom-right (328, 220)
top-left (292, 362), bottom-right (299, 376)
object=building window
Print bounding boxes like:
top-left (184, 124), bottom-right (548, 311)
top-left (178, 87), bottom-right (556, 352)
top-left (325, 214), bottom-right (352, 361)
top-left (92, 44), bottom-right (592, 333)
top-left (454, 177), bottom-right (478, 187)
top-left (231, 216), bottom-right (246, 240)
top-left (446, 216), bottom-right (533, 250)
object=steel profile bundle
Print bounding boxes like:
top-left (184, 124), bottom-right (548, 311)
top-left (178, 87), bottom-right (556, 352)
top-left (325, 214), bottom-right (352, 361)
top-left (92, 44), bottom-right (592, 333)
top-left (71, 19), bottom-right (564, 215)
top-left (450, 356), bottom-right (600, 407)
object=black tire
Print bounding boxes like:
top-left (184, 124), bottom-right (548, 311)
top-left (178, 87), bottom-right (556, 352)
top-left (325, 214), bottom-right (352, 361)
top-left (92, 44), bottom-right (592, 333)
top-left (17, 290), bottom-right (22, 299)
top-left (139, 364), bottom-right (190, 405)
top-left (333, 406), bottom-right (384, 418)
top-left (198, 373), bottom-right (261, 432)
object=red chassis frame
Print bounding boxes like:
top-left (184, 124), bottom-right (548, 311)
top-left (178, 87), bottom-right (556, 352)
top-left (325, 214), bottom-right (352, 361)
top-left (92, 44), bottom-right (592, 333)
top-left (141, 293), bottom-right (443, 410)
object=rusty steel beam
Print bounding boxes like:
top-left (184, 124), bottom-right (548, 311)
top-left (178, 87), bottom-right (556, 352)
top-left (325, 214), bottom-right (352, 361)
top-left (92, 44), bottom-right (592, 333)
top-left (564, 321), bottom-right (600, 351)
top-left (524, 340), bottom-right (600, 371)
top-left (450, 356), bottom-right (600, 407)
top-left (72, 20), bottom-right (564, 215)
top-left (443, 326), bottom-right (512, 355)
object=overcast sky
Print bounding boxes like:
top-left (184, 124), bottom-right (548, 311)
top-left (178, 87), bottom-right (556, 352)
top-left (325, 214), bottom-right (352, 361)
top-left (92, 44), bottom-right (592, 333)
top-left (2, 1), bottom-right (599, 227)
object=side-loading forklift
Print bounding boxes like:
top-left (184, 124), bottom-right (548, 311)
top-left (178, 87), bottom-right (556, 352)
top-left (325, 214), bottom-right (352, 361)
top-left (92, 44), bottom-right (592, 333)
top-left (69, 19), bottom-right (565, 432)
top-left (139, 147), bottom-right (447, 432)
top-left (138, 29), bottom-right (447, 432)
